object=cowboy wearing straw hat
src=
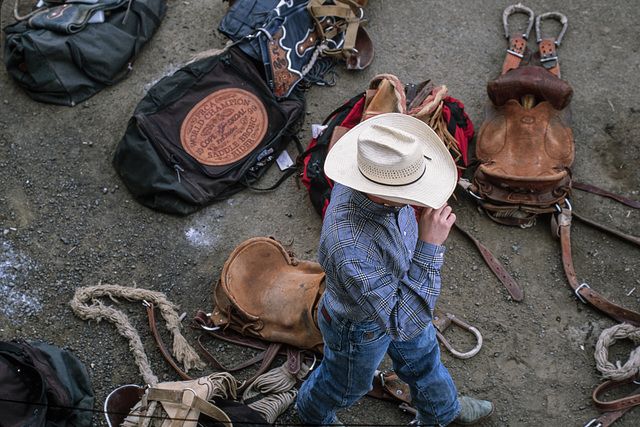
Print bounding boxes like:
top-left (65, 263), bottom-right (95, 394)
top-left (296, 113), bottom-right (494, 426)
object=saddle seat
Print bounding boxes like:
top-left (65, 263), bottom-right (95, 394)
top-left (474, 66), bottom-right (575, 208)
top-left (211, 237), bottom-right (326, 353)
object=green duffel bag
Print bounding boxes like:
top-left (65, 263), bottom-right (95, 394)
top-left (3, 0), bottom-right (167, 106)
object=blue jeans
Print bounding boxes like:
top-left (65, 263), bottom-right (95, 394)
top-left (297, 299), bottom-right (460, 426)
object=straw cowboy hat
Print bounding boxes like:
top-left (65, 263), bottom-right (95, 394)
top-left (325, 113), bottom-right (457, 208)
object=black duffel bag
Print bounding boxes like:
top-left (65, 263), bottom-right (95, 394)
top-left (112, 45), bottom-right (306, 215)
top-left (3, 0), bottom-right (166, 106)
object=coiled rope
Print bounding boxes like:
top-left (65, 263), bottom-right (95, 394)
top-left (242, 362), bottom-right (311, 423)
top-left (71, 283), bottom-right (302, 423)
top-left (594, 322), bottom-right (640, 381)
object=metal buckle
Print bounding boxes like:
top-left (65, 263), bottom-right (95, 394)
top-left (555, 198), bottom-right (572, 212)
top-left (575, 283), bottom-right (591, 304)
top-left (198, 313), bottom-right (220, 331)
top-left (467, 188), bottom-right (484, 201)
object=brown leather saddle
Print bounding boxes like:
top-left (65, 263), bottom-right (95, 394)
top-left (471, 44), bottom-right (574, 225)
top-left (209, 236), bottom-right (326, 354)
top-left (463, 7), bottom-right (640, 328)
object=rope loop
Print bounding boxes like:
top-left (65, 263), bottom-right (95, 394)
top-left (594, 323), bottom-right (640, 381)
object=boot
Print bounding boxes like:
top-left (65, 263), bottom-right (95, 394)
top-left (453, 396), bottom-right (494, 425)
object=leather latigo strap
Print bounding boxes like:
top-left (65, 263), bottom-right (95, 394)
top-left (589, 376), bottom-right (640, 426)
top-left (572, 181), bottom-right (640, 209)
top-left (538, 38), bottom-right (560, 77)
top-left (367, 370), bottom-right (412, 405)
top-left (502, 31), bottom-right (528, 74)
top-left (572, 212), bottom-right (640, 246)
top-left (593, 376), bottom-right (640, 412)
top-left (146, 302), bottom-right (192, 381)
top-left (588, 408), bottom-right (638, 427)
top-left (535, 12), bottom-right (568, 78)
top-left (501, 4), bottom-right (534, 74)
top-left (556, 209), bottom-right (640, 326)
top-left (191, 310), bottom-right (317, 392)
top-left (454, 223), bottom-right (523, 301)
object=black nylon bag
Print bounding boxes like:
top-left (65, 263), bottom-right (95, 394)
top-left (112, 46), bottom-right (306, 215)
top-left (0, 340), bottom-right (95, 427)
top-left (3, 0), bottom-right (167, 106)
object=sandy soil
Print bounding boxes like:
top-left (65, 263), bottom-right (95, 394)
top-left (1, 1), bottom-right (639, 426)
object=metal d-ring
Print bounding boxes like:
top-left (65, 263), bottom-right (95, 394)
top-left (197, 313), bottom-right (221, 331)
top-left (503, 3), bottom-right (535, 39)
top-left (535, 11), bottom-right (568, 46)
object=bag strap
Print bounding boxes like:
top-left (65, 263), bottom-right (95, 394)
top-left (66, 1), bottom-right (164, 86)
top-left (239, 133), bottom-right (304, 192)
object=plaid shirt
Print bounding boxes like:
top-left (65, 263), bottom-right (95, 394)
top-left (319, 183), bottom-right (445, 341)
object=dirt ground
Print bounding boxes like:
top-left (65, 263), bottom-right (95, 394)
top-left (1, 0), bottom-right (639, 426)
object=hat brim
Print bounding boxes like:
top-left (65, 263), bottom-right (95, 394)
top-left (325, 113), bottom-right (457, 209)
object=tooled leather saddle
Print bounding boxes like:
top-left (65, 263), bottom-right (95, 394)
top-left (462, 7), bottom-right (640, 326)
top-left (208, 236), bottom-right (326, 354)
top-left (471, 65), bottom-right (574, 224)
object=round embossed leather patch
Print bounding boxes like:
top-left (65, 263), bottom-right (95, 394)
top-left (180, 88), bottom-right (268, 166)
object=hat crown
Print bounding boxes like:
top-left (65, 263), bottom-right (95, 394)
top-left (323, 113), bottom-right (456, 209)
top-left (356, 123), bottom-right (426, 186)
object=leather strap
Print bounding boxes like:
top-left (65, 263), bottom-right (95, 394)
top-left (197, 334), bottom-right (273, 373)
top-left (367, 370), bottom-right (412, 405)
top-left (147, 387), bottom-right (233, 427)
top-left (191, 316), bottom-right (317, 392)
top-left (146, 302), bottom-right (192, 381)
top-left (502, 31), bottom-right (527, 74)
top-left (535, 12), bottom-right (568, 78)
top-left (500, 4), bottom-right (533, 74)
top-left (454, 223), bottom-right (524, 301)
top-left (196, 330), bottom-right (283, 392)
top-left (306, 0), bottom-right (371, 67)
top-left (572, 181), bottom-right (640, 209)
top-left (198, 331), bottom-right (282, 392)
top-left (586, 407), bottom-right (636, 427)
top-left (593, 376), bottom-right (640, 412)
top-left (538, 38), bottom-right (560, 77)
top-left (572, 212), bottom-right (640, 246)
top-left (557, 209), bottom-right (640, 326)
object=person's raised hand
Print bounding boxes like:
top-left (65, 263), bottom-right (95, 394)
top-left (417, 203), bottom-right (456, 246)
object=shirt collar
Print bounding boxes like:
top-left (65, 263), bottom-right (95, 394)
top-left (351, 188), bottom-right (404, 215)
